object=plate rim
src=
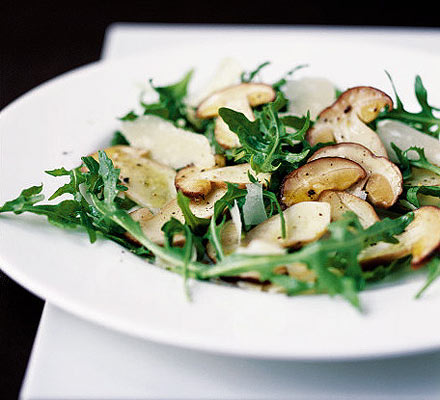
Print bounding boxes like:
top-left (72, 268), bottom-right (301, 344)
top-left (1, 39), bottom-right (440, 361)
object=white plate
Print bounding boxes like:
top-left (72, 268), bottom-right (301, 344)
top-left (1, 38), bottom-right (440, 361)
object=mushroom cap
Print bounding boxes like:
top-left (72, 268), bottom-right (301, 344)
top-left (308, 142), bottom-right (403, 208)
top-left (280, 157), bottom-right (367, 207)
top-left (306, 86), bottom-right (393, 158)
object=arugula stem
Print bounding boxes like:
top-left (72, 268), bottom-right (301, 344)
top-left (89, 194), bottom-right (206, 276)
top-left (201, 213), bottom-right (412, 280)
top-left (208, 216), bottom-right (225, 261)
top-left (387, 114), bottom-right (440, 127)
top-left (415, 257), bottom-right (440, 299)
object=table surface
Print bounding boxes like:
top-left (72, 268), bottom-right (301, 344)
top-left (15, 23), bottom-right (440, 400)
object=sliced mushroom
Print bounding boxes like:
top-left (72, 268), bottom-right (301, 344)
top-left (198, 163), bottom-right (271, 188)
top-left (213, 154), bottom-right (227, 168)
top-left (126, 206), bottom-right (183, 246)
top-left (286, 262), bottom-right (317, 284)
top-left (359, 206), bottom-right (440, 267)
top-left (175, 165), bottom-right (213, 201)
top-left (280, 157), bottom-right (367, 207)
top-left (318, 190), bottom-right (380, 228)
top-left (206, 219), bottom-right (241, 262)
top-left (209, 231), bottom-right (317, 284)
top-left (120, 114), bottom-right (215, 169)
top-left (87, 145), bottom-right (176, 211)
top-left (235, 240), bottom-right (287, 282)
top-left (207, 202), bottom-right (330, 266)
top-left (306, 86), bottom-right (392, 158)
top-left (242, 201), bottom-right (331, 248)
top-left (309, 142), bottom-right (403, 208)
top-left (186, 57), bottom-right (243, 108)
top-left (126, 185), bottom-right (228, 246)
top-left (174, 155), bottom-right (227, 200)
top-left (196, 83), bottom-right (276, 149)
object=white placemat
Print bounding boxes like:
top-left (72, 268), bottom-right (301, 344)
top-left (20, 23), bottom-right (440, 400)
top-left (20, 303), bottom-right (440, 400)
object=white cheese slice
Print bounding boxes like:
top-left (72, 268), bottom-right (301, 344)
top-left (376, 120), bottom-right (440, 166)
top-left (121, 115), bottom-right (216, 169)
top-left (285, 77), bottom-right (336, 120)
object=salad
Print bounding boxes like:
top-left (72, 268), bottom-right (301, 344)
top-left (1, 59), bottom-right (440, 309)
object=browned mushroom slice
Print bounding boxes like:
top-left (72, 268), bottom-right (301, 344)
top-left (174, 155), bottom-right (228, 200)
top-left (126, 185), bottom-right (228, 246)
top-left (309, 142), bottom-right (403, 208)
top-left (306, 86), bottom-right (393, 158)
top-left (86, 145), bottom-right (176, 211)
top-left (198, 163), bottom-right (271, 188)
top-left (318, 190), bottom-right (380, 228)
top-left (242, 201), bottom-right (331, 248)
top-left (280, 157), bottom-right (367, 207)
top-left (196, 83), bottom-right (276, 149)
top-left (359, 206), bottom-right (440, 267)
top-left (175, 165), bottom-right (213, 201)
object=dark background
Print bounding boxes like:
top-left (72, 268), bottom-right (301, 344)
top-left (1, 1), bottom-right (438, 398)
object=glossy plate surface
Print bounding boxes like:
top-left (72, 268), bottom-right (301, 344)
top-left (1, 38), bottom-right (440, 360)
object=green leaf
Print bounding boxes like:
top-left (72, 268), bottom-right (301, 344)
top-left (363, 256), bottom-right (412, 283)
top-left (176, 191), bottom-right (209, 234)
top-left (219, 95), bottom-right (310, 174)
top-left (142, 70), bottom-right (194, 126)
top-left (378, 73), bottom-right (440, 139)
top-left (271, 64), bottom-right (309, 92)
top-left (46, 167), bottom-right (85, 201)
top-left (110, 131), bottom-right (130, 146)
top-left (269, 274), bottom-right (313, 296)
top-left (404, 185), bottom-right (440, 208)
top-left (391, 143), bottom-right (440, 179)
top-left (241, 61), bottom-right (271, 83)
top-left (0, 185), bottom-right (82, 229)
top-left (202, 212), bottom-right (413, 308)
top-left (0, 185), bottom-right (45, 213)
top-left (119, 111), bottom-right (138, 121)
top-left (262, 190), bottom-right (286, 239)
top-left (98, 150), bottom-right (121, 206)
